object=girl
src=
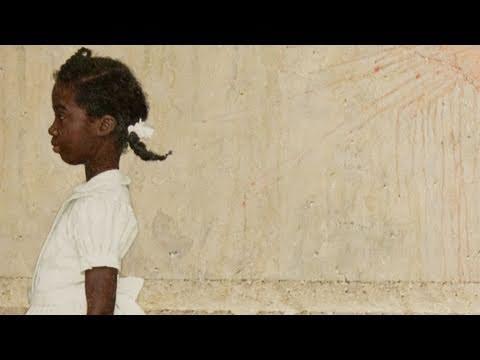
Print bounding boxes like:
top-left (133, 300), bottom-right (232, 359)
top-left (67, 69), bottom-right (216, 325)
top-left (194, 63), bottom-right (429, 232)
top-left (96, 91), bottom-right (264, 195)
top-left (26, 47), bottom-right (172, 315)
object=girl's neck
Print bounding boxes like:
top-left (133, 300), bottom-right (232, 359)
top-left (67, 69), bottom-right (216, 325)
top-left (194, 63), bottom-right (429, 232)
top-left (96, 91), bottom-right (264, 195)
top-left (84, 137), bottom-right (121, 182)
top-left (85, 163), bottom-right (119, 182)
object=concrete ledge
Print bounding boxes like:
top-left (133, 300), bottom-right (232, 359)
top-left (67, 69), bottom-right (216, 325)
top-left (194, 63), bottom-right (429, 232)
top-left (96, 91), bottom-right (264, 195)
top-left (2, 277), bottom-right (480, 314)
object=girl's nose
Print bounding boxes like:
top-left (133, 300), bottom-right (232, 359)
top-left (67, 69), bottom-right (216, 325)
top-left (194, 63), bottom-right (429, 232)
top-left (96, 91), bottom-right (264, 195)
top-left (48, 124), bottom-right (58, 136)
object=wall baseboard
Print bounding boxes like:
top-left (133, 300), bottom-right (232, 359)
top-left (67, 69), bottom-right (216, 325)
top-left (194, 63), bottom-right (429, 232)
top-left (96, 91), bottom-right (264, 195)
top-left (2, 277), bottom-right (480, 314)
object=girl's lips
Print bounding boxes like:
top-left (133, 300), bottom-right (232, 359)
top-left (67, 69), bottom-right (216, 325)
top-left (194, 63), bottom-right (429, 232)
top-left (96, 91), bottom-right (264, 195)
top-left (51, 138), bottom-right (60, 153)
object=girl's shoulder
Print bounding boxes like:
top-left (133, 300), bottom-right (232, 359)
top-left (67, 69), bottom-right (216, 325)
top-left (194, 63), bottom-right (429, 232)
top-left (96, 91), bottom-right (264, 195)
top-left (66, 189), bottom-right (139, 247)
top-left (69, 188), bottom-right (136, 219)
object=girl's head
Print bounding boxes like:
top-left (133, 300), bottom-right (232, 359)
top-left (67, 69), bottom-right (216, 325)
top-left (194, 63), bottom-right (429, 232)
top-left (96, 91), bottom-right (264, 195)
top-left (48, 47), bottom-right (172, 165)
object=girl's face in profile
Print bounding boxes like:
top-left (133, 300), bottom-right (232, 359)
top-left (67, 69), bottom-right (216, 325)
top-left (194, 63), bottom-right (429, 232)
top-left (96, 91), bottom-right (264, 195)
top-left (49, 83), bottom-right (98, 165)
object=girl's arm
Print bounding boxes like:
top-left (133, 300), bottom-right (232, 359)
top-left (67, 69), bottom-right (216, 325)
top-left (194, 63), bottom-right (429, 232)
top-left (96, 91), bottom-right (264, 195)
top-left (85, 267), bottom-right (118, 315)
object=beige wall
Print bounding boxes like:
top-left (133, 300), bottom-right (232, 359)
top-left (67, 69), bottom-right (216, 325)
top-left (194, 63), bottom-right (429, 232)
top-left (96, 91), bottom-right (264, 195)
top-left (2, 45), bottom-right (480, 314)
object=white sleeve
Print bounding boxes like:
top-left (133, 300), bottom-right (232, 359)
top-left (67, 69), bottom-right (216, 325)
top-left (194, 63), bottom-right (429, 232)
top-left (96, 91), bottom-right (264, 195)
top-left (71, 195), bottom-right (138, 273)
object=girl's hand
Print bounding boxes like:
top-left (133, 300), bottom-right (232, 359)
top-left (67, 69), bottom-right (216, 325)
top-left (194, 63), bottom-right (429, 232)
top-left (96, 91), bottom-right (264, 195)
top-left (85, 267), bottom-right (118, 315)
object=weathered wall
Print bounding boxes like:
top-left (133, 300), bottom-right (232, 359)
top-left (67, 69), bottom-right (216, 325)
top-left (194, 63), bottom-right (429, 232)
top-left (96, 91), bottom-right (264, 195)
top-left (2, 45), bottom-right (480, 314)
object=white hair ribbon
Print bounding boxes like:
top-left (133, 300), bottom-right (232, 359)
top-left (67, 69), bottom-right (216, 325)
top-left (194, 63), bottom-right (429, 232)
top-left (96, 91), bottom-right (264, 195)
top-left (128, 119), bottom-right (155, 139)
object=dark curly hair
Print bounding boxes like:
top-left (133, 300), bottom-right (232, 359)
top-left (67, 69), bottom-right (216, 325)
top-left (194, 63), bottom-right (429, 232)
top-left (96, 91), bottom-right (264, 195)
top-left (54, 47), bottom-right (172, 161)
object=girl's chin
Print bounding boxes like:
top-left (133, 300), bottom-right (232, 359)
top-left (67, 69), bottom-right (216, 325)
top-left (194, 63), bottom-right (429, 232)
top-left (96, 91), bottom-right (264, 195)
top-left (61, 154), bottom-right (83, 165)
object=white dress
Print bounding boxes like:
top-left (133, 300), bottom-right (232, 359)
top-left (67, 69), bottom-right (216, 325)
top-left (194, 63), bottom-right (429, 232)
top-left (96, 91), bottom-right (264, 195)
top-left (26, 169), bottom-right (145, 315)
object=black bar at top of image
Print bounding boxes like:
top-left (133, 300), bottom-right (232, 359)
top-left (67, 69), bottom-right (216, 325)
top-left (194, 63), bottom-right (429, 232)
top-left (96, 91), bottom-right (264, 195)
top-left (1, 28), bottom-right (480, 45)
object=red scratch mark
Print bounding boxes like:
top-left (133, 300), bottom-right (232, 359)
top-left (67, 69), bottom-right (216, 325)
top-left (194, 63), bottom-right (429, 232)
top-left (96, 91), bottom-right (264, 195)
top-left (380, 59), bottom-right (426, 80)
top-left (323, 49), bottom-right (422, 91)
top-left (327, 55), bottom-right (425, 91)
top-left (373, 66), bottom-right (381, 73)
top-left (423, 78), bottom-right (457, 109)
top-left (436, 80), bottom-right (459, 101)
top-left (451, 46), bottom-right (477, 57)
top-left (374, 47), bottom-right (426, 71)
top-left (416, 73), bottom-right (421, 79)
top-left (413, 48), bottom-right (480, 92)
top-left (366, 73), bottom-right (424, 110)
top-left (354, 96), bottom-right (420, 143)
top-left (373, 46), bottom-right (406, 64)
top-left (323, 46), bottom-right (399, 70)
top-left (356, 70), bottom-right (444, 134)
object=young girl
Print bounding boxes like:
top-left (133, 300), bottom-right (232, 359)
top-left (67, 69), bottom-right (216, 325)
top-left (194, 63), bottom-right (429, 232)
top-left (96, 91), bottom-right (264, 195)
top-left (26, 47), bottom-right (172, 315)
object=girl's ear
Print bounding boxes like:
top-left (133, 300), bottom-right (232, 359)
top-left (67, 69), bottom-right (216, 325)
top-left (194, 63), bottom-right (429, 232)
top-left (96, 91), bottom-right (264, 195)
top-left (96, 115), bottom-right (117, 136)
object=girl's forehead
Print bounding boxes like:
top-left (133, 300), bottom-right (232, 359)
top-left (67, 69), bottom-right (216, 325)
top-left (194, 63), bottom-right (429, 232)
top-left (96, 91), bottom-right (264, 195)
top-left (51, 82), bottom-right (91, 121)
top-left (52, 83), bottom-right (75, 105)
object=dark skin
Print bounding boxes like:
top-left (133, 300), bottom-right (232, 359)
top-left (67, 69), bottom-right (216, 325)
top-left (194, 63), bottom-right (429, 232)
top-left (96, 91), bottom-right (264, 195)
top-left (49, 81), bottom-right (121, 315)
